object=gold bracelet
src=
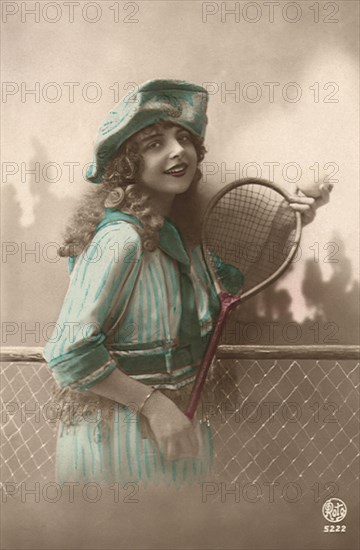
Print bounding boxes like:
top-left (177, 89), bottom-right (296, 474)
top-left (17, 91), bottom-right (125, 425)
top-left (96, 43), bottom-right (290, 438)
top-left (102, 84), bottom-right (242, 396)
top-left (138, 387), bottom-right (157, 416)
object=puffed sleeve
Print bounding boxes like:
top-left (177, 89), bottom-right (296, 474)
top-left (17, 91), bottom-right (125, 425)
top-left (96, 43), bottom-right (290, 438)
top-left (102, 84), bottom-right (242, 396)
top-left (43, 222), bottom-right (143, 392)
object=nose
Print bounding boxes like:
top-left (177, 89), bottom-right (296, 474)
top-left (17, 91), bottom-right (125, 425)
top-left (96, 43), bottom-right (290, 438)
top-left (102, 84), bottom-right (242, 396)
top-left (169, 138), bottom-right (184, 158)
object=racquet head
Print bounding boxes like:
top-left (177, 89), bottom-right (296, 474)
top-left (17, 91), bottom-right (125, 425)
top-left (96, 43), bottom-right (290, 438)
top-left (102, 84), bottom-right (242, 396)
top-left (201, 178), bottom-right (302, 303)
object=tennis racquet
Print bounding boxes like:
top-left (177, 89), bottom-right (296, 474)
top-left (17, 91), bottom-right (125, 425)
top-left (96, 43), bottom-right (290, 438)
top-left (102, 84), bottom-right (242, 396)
top-left (185, 178), bottom-right (302, 420)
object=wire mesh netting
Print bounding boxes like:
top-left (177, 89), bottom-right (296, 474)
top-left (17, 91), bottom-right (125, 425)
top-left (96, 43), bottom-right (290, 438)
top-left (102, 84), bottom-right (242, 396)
top-left (206, 358), bottom-right (359, 493)
top-left (1, 355), bottom-right (359, 495)
top-left (1, 361), bottom-right (56, 485)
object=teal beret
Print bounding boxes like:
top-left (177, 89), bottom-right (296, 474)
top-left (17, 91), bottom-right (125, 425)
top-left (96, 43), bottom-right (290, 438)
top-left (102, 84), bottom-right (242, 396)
top-left (86, 79), bottom-right (209, 183)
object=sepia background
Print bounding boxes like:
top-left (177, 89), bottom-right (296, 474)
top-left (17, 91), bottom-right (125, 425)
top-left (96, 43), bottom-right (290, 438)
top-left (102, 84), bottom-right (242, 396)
top-left (1, 1), bottom-right (359, 549)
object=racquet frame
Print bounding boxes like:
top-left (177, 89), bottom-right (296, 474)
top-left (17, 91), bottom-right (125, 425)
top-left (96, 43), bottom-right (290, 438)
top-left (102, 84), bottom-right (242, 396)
top-left (185, 178), bottom-right (302, 420)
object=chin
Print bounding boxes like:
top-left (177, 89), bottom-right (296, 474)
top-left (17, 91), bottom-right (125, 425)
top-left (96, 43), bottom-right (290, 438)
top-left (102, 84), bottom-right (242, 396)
top-left (173, 182), bottom-right (194, 194)
top-left (173, 173), bottom-right (197, 192)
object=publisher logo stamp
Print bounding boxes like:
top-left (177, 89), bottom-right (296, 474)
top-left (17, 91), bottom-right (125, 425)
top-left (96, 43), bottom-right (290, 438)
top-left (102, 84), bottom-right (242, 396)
top-left (322, 498), bottom-right (347, 523)
top-left (322, 498), bottom-right (347, 533)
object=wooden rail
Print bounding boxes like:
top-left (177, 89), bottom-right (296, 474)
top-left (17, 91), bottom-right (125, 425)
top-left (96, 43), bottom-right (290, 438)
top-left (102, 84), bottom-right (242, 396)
top-left (1, 345), bottom-right (359, 362)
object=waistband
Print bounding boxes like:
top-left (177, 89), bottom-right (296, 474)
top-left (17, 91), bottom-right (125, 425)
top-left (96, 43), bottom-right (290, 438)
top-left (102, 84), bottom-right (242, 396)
top-left (109, 334), bottom-right (211, 380)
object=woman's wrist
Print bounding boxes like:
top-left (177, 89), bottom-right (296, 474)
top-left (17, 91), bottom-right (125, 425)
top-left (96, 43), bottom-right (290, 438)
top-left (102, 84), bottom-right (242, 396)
top-left (141, 388), bottom-right (168, 419)
top-left (138, 387), bottom-right (157, 416)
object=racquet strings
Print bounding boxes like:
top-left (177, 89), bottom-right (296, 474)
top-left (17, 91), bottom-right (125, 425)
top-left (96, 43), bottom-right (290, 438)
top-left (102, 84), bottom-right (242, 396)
top-left (203, 183), bottom-right (299, 295)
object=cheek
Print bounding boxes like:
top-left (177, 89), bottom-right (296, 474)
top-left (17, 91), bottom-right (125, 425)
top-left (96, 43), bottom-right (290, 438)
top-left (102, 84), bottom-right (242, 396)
top-left (190, 149), bottom-right (199, 170)
top-left (186, 145), bottom-right (198, 164)
top-left (141, 157), bottom-right (158, 176)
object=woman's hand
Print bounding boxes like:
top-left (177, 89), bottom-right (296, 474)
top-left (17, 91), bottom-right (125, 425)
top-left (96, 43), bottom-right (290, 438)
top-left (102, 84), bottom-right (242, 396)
top-left (141, 390), bottom-right (199, 461)
top-left (89, 369), bottom-right (200, 460)
top-left (288, 180), bottom-right (333, 226)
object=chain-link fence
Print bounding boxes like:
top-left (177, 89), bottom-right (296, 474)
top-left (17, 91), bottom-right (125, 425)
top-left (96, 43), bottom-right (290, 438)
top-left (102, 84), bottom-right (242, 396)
top-left (1, 346), bottom-right (359, 497)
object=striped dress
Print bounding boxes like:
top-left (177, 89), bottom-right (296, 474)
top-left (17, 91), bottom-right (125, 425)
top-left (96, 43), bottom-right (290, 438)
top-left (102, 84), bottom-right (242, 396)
top-left (43, 209), bottom-right (242, 487)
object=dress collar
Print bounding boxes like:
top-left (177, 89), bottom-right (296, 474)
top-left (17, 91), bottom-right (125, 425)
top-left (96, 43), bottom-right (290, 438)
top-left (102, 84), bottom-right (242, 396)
top-left (97, 208), bottom-right (191, 266)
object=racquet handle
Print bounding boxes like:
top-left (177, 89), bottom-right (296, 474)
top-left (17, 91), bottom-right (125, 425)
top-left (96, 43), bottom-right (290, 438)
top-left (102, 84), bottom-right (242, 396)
top-left (185, 292), bottom-right (240, 420)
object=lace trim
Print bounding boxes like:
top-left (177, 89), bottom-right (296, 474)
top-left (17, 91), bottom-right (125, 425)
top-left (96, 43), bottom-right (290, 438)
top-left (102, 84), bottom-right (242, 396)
top-left (50, 375), bottom-right (216, 429)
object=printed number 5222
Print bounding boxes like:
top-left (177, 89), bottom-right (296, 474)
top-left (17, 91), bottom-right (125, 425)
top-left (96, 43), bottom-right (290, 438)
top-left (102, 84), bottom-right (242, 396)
top-left (323, 525), bottom-right (346, 533)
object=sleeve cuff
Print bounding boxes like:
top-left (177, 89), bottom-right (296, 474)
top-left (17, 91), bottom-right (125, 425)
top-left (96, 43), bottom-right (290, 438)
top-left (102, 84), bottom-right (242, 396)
top-left (48, 336), bottom-right (117, 391)
top-left (69, 360), bottom-right (117, 392)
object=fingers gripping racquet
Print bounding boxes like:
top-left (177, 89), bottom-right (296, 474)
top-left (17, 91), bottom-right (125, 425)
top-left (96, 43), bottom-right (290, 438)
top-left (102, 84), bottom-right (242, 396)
top-left (185, 178), bottom-right (302, 420)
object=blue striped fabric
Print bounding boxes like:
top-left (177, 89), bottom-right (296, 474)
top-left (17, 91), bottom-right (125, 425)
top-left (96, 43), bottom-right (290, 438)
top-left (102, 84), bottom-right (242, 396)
top-left (43, 219), bottom-right (220, 392)
top-left (43, 214), bottom-right (243, 485)
top-left (55, 404), bottom-right (214, 487)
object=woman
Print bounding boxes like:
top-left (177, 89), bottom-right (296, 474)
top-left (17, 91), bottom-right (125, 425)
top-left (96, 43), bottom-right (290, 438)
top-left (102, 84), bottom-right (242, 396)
top-left (43, 79), bottom-right (330, 486)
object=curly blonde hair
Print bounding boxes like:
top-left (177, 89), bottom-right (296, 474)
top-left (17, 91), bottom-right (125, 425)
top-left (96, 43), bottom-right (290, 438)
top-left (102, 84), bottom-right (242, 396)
top-left (59, 122), bottom-right (206, 258)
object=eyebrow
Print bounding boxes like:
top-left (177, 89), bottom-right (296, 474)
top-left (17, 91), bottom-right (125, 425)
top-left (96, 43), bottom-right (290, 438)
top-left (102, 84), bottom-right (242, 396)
top-left (139, 127), bottom-right (191, 144)
top-left (139, 132), bottom-right (164, 143)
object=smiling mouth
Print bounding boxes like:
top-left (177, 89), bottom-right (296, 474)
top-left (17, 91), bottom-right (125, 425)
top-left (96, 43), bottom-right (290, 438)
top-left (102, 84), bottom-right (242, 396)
top-left (164, 163), bottom-right (188, 176)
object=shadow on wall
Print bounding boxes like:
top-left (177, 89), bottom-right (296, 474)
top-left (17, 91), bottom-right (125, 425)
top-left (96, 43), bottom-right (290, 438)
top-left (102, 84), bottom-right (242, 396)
top-left (2, 141), bottom-right (359, 347)
top-left (224, 239), bottom-right (360, 346)
top-left (2, 138), bottom-right (79, 348)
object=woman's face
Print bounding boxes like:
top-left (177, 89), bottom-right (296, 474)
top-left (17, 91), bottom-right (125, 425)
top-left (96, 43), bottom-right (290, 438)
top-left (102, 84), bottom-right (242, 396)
top-left (135, 124), bottom-right (198, 201)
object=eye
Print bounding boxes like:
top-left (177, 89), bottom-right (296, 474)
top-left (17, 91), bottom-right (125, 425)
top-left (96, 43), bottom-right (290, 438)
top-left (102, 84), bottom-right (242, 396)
top-left (145, 139), bottom-right (161, 150)
top-left (178, 133), bottom-right (191, 144)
